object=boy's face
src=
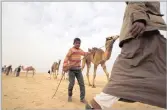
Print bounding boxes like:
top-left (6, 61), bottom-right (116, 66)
top-left (74, 40), bottom-right (81, 49)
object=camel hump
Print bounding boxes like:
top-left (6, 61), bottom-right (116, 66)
top-left (92, 47), bottom-right (104, 53)
top-left (28, 66), bottom-right (34, 69)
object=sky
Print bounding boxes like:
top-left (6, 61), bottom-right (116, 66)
top-left (2, 2), bottom-right (167, 75)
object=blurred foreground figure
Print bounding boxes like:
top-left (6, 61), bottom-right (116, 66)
top-left (86, 1), bottom-right (166, 109)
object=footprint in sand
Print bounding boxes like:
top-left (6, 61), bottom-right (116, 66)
top-left (35, 102), bottom-right (43, 106)
top-left (13, 97), bottom-right (19, 99)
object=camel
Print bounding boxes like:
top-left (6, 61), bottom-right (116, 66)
top-left (51, 60), bottom-right (61, 79)
top-left (81, 35), bottom-right (119, 88)
top-left (21, 66), bottom-right (36, 77)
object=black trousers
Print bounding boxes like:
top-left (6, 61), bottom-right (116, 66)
top-left (68, 69), bottom-right (85, 100)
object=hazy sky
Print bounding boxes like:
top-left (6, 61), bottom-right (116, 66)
top-left (2, 2), bottom-right (166, 75)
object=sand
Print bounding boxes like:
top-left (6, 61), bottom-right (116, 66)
top-left (2, 72), bottom-right (164, 110)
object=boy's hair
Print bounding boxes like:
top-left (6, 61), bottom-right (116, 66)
top-left (73, 38), bottom-right (81, 44)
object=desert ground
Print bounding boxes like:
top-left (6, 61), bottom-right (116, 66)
top-left (2, 72), bottom-right (165, 110)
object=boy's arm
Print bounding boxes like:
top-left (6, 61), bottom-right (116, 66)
top-left (63, 49), bottom-right (72, 71)
top-left (80, 49), bottom-right (90, 57)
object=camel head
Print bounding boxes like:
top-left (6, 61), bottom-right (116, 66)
top-left (105, 35), bottom-right (119, 50)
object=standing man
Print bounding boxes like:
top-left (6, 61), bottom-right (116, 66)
top-left (86, 1), bottom-right (166, 109)
top-left (16, 66), bottom-right (21, 77)
top-left (6, 65), bottom-right (12, 76)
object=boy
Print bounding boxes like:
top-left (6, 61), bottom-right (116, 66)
top-left (63, 37), bottom-right (90, 103)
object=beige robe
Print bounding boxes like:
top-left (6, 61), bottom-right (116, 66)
top-left (102, 2), bottom-right (166, 108)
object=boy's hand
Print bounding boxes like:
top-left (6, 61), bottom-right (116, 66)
top-left (63, 64), bottom-right (73, 72)
top-left (63, 66), bottom-right (69, 72)
top-left (84, 52), bottom-right (91, 57)
top-left (130, 21), bottom-right (146, 37)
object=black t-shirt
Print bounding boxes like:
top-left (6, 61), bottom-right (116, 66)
top-left (17, 67), bottom-right (21, 72)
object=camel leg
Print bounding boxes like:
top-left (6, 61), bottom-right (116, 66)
top-left (55, 70), bottom-right (57, 79)
top-left (55, 71), bottom-right (57, 79)
top-left (54, 72), bottom-right (56, 79)
top-left (53, 72), bottom-right (56, 80)
top-left (92, 65), bottom-right (98, 88)
top-left (53, 72), bottom-right (54, 79)
top-left (49, 72), bottom-right (51, 79)
top-left (32, 71), bottom-right (34, 77)
top-left (52, 72), bottom-right (53, 79)
top-left (86, 64), bottom-right (91, 86)
top-left (57, 70), bottom-right (59, 79)
top-left (57, 70), bottom-right (58, 79)
top-left (52, 72), bottom-right (55, 79)
top-left (55, 70), bottom-right (58, 79)
top-left (101, 63), bottom-right (109, 82)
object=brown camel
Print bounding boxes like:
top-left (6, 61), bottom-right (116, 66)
top-left (21, 66), bottom-right (36, 77)
top-left (81, 35), bottom-right (119, 88)
top-left (51, 60), bottom-right (61, 79)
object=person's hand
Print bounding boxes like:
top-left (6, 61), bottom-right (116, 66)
top-left (84, 52), bottom-right (91, 57)
top-left (63, 66), bottom-right (69, 72)
top-left (130, 21), bottom-right (146, 37)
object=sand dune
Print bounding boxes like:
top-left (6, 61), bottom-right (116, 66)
top-left (2, 72), bottom-right (164, 110)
